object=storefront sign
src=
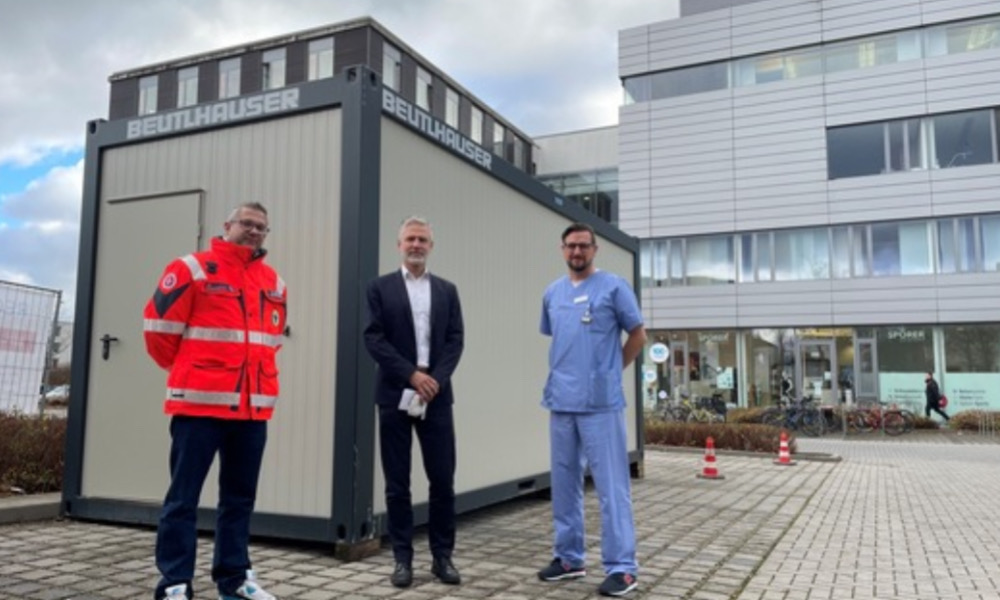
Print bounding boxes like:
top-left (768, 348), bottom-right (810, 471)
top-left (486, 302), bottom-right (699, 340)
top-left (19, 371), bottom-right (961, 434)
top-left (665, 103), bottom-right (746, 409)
top-left (648, 343), bottom-right (669, 364)
top-left (943, 373), bottom-right (1000, 412)
top-left (382, 88), bottom-right (493, 171)
top-left (698, 332), bottom-right (730, 343)
top-left (126, 88), bottom-right (300, 140)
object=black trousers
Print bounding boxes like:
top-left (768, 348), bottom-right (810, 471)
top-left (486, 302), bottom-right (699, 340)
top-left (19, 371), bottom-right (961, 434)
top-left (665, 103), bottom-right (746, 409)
top-left (378, 402), bottom-right (456, 564)
top-left (926, 401), bottom-right (949, 420)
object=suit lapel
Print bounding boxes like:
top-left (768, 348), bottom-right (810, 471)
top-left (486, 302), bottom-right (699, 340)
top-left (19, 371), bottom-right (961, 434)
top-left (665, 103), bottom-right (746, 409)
top-left (391, 271), bottom-right (416, 350)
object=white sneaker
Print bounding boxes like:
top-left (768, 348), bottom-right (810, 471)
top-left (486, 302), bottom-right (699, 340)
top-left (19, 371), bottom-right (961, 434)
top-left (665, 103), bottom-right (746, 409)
top-left (220, 569), bottom-right (276, 600)
top-left (162, 583), bottom-right (189, 600)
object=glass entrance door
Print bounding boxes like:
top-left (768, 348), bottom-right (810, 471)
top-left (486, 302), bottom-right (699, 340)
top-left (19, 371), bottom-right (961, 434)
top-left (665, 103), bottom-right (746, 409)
top-left (796, 339), bottom-right (838, 405)
top-left (854, 338), bottom-right (878, 403)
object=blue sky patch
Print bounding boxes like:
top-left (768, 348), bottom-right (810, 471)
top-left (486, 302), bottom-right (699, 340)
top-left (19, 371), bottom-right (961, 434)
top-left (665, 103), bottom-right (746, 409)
top-left (0, 148), bottom-right (83, 199)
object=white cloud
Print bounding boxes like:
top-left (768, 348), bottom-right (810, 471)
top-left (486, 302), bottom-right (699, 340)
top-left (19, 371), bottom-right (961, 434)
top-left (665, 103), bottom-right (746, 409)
top-left (0, 160), bottom-right (83, 319)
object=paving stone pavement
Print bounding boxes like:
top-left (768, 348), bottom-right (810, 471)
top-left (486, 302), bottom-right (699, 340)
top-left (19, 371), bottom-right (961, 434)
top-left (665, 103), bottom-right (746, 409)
top-left (1, 436), bottom-right (998, 600)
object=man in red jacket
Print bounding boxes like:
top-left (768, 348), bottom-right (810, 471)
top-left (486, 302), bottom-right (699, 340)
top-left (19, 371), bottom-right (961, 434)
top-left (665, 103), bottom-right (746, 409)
top-left (143, 202), bottom-right (287, 600)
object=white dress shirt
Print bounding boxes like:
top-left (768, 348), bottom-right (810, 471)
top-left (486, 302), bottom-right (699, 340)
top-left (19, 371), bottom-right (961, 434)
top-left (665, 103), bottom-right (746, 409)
top-left (402, 267), bottom-right (432, 368)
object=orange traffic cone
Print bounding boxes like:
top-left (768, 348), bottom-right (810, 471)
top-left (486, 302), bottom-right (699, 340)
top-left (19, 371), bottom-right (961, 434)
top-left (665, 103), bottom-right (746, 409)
top-left (696, 436), bottom-right (725, 479)
top-left (773, 431), bottom-right (797, 466)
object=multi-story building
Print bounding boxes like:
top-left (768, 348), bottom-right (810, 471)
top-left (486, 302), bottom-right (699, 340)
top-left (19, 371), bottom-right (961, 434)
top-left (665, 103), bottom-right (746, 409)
top-left (614, 0), bottom-right (1000, 413)
top-left (107, 17), bottom-right (534, 172)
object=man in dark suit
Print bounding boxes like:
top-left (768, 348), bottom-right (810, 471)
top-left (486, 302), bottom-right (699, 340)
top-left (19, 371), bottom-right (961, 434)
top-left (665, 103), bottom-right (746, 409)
top-left (363, 216), bottom-right (464, 588)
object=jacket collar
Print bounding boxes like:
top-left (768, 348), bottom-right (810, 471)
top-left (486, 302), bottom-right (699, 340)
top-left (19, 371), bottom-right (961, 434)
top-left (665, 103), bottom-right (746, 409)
top-left (212, 236), bottom-right (267, 264)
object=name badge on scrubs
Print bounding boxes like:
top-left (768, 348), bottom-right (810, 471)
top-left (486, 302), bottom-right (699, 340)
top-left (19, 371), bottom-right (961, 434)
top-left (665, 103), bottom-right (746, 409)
top-left (581, 303), bottom-right (592, 325)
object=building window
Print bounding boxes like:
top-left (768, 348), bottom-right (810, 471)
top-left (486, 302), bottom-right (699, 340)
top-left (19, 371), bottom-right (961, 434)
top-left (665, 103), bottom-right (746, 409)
top-left (382, 42), bottom-right (401, 91)
top-left (931, 110), bottom-right (995, 169)
top-left (871, 221), bottom-right (932, 276)
top-left (537, 168), bottom-right (618, 224)
top-left (177, 67), bottom-right (198, 108)
top-left (512, 138), bottom-right (525, 169)
top-left (774, 228), bottom-right (829, 281)
top-left (445, 87), bottom-right (459, 128)
top-left (492, 122), bottom-right (505, 157)
top-left (981, 216), bottom-right (1000, 272)
top-left (219, 58), bottom-right (241, 99)
top-left (138, 75), bottom-right (158, 114)
top-left (828, 108), bottom-right (997, 179)
top-left (308, 37), bottom-right (334, 81)
top-left (686, 235), bottom-right (735, 285)
top-left (416, 66), bottom-right (432, 111)
top-left (262, 48), bottom-right (286, 90)
top-left (734, 49), bottom-right (822, 86)
top-left (927, 17), bottom-right (1000, 57)
top-left (470, 106), bottom-right (483, 144)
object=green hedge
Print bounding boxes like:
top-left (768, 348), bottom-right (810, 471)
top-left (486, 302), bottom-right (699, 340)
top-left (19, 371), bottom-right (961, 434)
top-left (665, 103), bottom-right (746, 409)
top-left (644, 421), bottom-right (796, 454)
top-left (0, 413), bottom-right (66, 495)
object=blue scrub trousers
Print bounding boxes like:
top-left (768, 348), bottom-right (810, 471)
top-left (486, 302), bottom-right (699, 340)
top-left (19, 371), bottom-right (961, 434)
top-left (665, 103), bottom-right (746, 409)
top-left (549, 410), bottom-right (637, 575)
top-left (154, 415), bottom-right (267, 599)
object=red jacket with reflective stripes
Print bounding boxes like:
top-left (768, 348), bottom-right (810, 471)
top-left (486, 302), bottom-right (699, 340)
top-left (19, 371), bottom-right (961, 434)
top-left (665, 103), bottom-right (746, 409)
top-left (143, 237), bottom-right (287, 420)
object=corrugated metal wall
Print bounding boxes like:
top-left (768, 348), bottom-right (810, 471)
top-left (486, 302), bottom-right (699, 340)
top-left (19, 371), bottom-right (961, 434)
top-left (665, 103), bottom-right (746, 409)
top-left (619, 0), bottom-right (1000, 329)
top-left (87, 110), bottom-right (342, 517)
top-left (373, 119), bottom-right (639, 512)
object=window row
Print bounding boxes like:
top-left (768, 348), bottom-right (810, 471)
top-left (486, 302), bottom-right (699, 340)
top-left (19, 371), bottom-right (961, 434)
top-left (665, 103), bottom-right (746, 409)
top-left (537, 169), bottom-right (619, 224)
top-left (624, 14), bottom-right (1000, 103)
top-left (131, 36), bottom-right (530, 170)
top-left (828, 107), bottom-right (1000, 179)
top-left (640, 214), bottom-right (1000, 287)
top-left (138, 39), bottom-right (333, 115)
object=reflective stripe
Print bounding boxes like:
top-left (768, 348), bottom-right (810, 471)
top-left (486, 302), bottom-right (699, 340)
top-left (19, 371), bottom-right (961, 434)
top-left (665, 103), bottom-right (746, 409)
top-left (180, 254), bottom-right (207, 281)
top-left (183, 327), bottom-right (245, 343)
top-left (276, 276), bottom-right (286, 295)
top-left (166, 388), bottom-right (240, 406)
top-left (143, 319), bottom-right (186, 334)
top-left (248, 332), bottom-right (283, 347)
top-left (251, 394), bottom-right (278, 408)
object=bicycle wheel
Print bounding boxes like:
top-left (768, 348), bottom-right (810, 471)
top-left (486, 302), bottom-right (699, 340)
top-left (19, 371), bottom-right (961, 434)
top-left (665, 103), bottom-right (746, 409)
top-left (847, 410), bottom-right (873, 433)
top-left (898, 410), bottom-right (916, 433)
top-left (883, 411), bottom-right (906, 436)
top-left (798, 409), bottom-right (826, 437)
top-left (761, 409), bottom-right (785, 429)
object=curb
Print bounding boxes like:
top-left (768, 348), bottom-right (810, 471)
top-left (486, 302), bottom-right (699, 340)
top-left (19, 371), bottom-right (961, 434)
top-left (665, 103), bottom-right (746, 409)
top-left (0, 493), bottom-right (61, 525)
top-left (646, 444), bottom-right (843, 463)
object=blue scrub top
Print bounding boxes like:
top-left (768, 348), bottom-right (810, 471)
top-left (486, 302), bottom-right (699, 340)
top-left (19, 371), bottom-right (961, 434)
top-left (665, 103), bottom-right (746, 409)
top-left (540, 270), bottom-right (643, 413)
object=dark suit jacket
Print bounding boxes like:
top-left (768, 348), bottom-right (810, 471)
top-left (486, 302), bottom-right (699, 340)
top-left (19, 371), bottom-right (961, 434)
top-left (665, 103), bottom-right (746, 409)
top-left (364, 270), bottom-right (464, 407)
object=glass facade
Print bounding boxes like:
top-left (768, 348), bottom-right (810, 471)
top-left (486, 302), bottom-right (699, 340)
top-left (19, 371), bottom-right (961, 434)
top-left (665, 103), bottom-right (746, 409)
top-left (138, 75), bottom-right (158, 115)
top-left (645, 325), bottom-right (1000, 416)
top-left (262, 48), bottom-right (286, 90)
top-left (624, 15), bottom-right (1000, 104)
top-left (537, 168), bottom-right (618, 224)
top-left (308, 38), bottom-right (334, 81)
top-left (640, 213), bottom-right (1000, 288)
top-left (218, 58), bottom-right (241, 99)
top-left (177, 67), bottom-right (198, 108)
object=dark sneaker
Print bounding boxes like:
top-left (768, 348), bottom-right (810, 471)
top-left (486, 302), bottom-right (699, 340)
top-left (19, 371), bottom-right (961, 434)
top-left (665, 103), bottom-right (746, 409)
top-left (537, 558), bottom-right (586, 581)
top-left (431, 557), bottom-right (461, 585)
top-left (390, 562), bottom-right (413, 588)
top-left (598, 572), bottom-right (638, 596)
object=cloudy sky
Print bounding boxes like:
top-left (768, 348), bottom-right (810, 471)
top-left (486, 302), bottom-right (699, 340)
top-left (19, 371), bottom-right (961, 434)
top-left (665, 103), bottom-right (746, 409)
top-left (0, 0), bottom-right (679, 320)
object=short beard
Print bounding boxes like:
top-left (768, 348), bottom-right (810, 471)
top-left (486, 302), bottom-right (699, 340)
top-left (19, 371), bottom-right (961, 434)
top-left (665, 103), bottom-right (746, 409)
top-left (567, 259), bottom-right (590, 273)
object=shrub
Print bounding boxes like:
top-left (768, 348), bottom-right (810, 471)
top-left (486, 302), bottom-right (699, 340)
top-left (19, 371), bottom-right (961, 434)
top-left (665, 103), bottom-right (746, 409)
top-left (911, 415), bottom-right (940, 430)
top-left (644, 421), bottom-right (795, 454)
top-left (949, 410), bottom-right (1000, 432)
top-left (0, 412), bottom-right (66, 495)
top-left (726, 407), bottom-right (770, 424)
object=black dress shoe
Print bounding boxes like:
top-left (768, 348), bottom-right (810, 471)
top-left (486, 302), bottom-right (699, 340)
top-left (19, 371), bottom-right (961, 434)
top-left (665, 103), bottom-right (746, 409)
top-left (391, 562), bottom-right (413, 588)
top-left (432, 557), bottom-right (461, 585)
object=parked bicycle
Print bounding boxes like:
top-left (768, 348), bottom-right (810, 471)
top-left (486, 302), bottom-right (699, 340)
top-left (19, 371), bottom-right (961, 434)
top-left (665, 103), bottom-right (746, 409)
top-left (761, 396), bottom-right (826, 437)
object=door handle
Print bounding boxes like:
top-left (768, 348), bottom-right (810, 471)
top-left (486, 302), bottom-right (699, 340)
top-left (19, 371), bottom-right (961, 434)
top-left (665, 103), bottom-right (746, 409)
top-left (100, 334), bottom-right (120, 360)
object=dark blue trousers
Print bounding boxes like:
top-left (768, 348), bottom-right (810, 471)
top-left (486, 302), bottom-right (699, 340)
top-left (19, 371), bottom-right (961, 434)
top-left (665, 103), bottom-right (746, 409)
top-left (378, 402), bottom-right (456, 564)
top-left (154, 416), bottom-right (267, 599)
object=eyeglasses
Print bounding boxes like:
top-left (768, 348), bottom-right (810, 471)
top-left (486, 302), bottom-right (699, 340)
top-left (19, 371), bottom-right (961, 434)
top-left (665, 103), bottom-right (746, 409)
top-left (563, 242), bottom-right (594, 251)
top-left (234, 219), bottom-right (270, 233)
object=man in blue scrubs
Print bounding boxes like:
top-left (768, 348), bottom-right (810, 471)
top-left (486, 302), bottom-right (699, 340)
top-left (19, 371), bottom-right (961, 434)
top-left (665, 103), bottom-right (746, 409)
top-left (537, 222), bottom-right (646, 597)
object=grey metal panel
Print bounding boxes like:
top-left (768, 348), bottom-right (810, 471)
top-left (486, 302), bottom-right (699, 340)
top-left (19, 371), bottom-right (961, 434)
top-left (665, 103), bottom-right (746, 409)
top-left (824, 67), bottom-right (929, 125)
top-left (619, 27), bottom-right (650, 78)
top-left (925, 51), bottom-right (1000, 113)
top-left (921, 0), bottom-right (1000, 25)
top-left (375, 118), bottom-right (640, 512)
top-left (95, 110), bottom-right (342, 518)
top-left (645, 10), bottom-right (734, 70)
top-left (821, 0), bottom-right (923, 42)
top-left (731, 0), bottom-right (823, 56)
top-left (828, 176), bottom-right (935, 218)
